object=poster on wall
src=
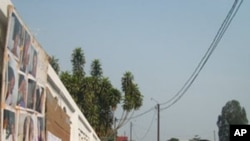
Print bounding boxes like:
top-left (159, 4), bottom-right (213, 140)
top-left (37, 116), bottom-right (45, 141)
top-left (3, 109), bottom-right (16, 141)
top-left (5, 53), bottom-right (18, 107)
top-left (1, 6), bottom-right (48, 141)
top-left (17, 112), bottom-right (37, 141)
top-left (16, 73), bottom-right (27, 108)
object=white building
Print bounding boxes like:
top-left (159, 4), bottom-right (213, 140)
top-left (0, 0), bottom-right (100, 141)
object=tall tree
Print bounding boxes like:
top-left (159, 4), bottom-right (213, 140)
top-left (60, 71), bottom-right (84, 103)
top-left (81, 60), bottom-right (122, 137)
top-left (116, 71), bottom-right (143, 130)
top-left (71, 47), bottom-right (85, 76)
top-left (60, 48), bottom-right (143, 140)
top-left (217, 100), bottom-right (248, 141)
top-left (61, 48), bottom-right (86, 105)
top-left (91, 59), bottom-right (103, 78)
top-left (121, 71), bottom-right (143, 111)
top-left (80, 76), bottom-right (98, 125)
top-left (108, 88), bottom-right (122, 111)
top-left (49, 55), bottom-right (60, 74)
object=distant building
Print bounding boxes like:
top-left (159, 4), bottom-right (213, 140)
top-left (117, 136), bottom-right (128, 141)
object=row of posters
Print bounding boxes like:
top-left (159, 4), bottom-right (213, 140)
top-left (3, 109), bottom-right (45, 141)
top-left (1, 6), bottom-right (48, 141)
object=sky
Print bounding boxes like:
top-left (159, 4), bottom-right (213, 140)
top-left (10, 0), bottom-right (250, 141)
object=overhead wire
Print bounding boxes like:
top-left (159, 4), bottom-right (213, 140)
top-left (160, 0), bottom-right (239, 106)
top-left (115, 106), bottom-right (155, 131)
top-left (114, 0), bottom-right (244, 127)
top-left (134, 109), bottom-right (157, 140)
top-left (160, 0), bottom-right (243, 111)
top-left (128, 106), bottom-right (155, 120)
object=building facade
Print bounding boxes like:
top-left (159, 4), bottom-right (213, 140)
top-left (0, 1), bottom-right (100, 141)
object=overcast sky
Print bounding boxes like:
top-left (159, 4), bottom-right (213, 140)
top-left (11, 0), bottom-right (250, 141)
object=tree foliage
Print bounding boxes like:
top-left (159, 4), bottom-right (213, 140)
top-left (71, 47), bottom-right (85, 76)
top-left (217, 100), bottom-right (248, 141)
top-left (122, 72), bottom-right (143, 111)
top-left (91, 59), bottom-right (103, 78)
top-left (59, 48), bottom-right (143, 138)
top-left (168, 137), bottom-right (179, 141)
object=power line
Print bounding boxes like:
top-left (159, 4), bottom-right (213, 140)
top-left (160, 0), bottom-right (244, 111)
top-left (125, 106), bottom-right (155, 120)
top-left (115, 106), bottom-right (155, 131)
top-left (115, 0), bottom-right (244, 127)
top-left (134, 110), bottom-right (157, 140)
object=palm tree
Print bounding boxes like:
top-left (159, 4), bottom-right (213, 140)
top-left (71, 47), bottom-right (85, 76)
top-left (81, 76), bottom-right (99, 130)
top-left (116, 71), bottom-right (143, 130)
top-left (96, 78), bottom-right (113, 136)
top-left (121, 71), bottom-right (134, 94)
top-left (60, 48), bottom-right (144, 140)
top-left (121, 71), bottom-right (142, 111)
top-left (108, 88), bottom-right (122, 111)
top-left (91, 59), bottom-right (103, 78)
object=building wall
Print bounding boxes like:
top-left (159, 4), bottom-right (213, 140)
top-left (0, 2), bottom-right (7, 102)
top-left (45, 89), bottom-right (70, 141)
top-left (1, 3), bottom-right (48, 141)
top-left (0, 2), bottom-right (8, 141)
top-left (0, 1), bottom-right (100, 141)
top-left (47, 65), bottom-right (100, 141)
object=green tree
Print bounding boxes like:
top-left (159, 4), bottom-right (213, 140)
top-left (121, 71), bottom-right (143, 111)
top-left (61, 48), bottom-right (86, 106)
top-left (217, 100), bottom-right (248, 141)
top-left (97, 78), bottom-right (115, 136)
top-left (108, 88), bottom-right (122, 111)
top-left (168, 137), bottom-right (179, 141)
top-left (80, 76), bottom-right (98, 125)
top-left (60, 48), bottom-right (143, 140)
top-left (49, 55), bottom-right (60, 74)
top-left (60, 71), bottom-right (83, 103)
top-left (115, 71), bottom-right (143, 131)
top-left (91, 59), bottom-right (103, 78)
top-left (80, 59), bottom-right (122, 138)
top-left (71, 47), bottom-right (85, 76)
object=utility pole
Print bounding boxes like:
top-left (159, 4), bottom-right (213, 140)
top-left (130, 122), bottom-right (133, 141)
top-left (157, 103), bottom-right (160, 141)
top-left (113, 110), bottom-right (116, 141)
top-left (151, 98), bottom-right (160, 141)
top-left (113, 117), bottom-right (116, 141)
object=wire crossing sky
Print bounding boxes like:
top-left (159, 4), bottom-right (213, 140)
top-left (117, 0), bottom-right (244, 122)
top-left (160, 0), bottom-right (244, 111)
